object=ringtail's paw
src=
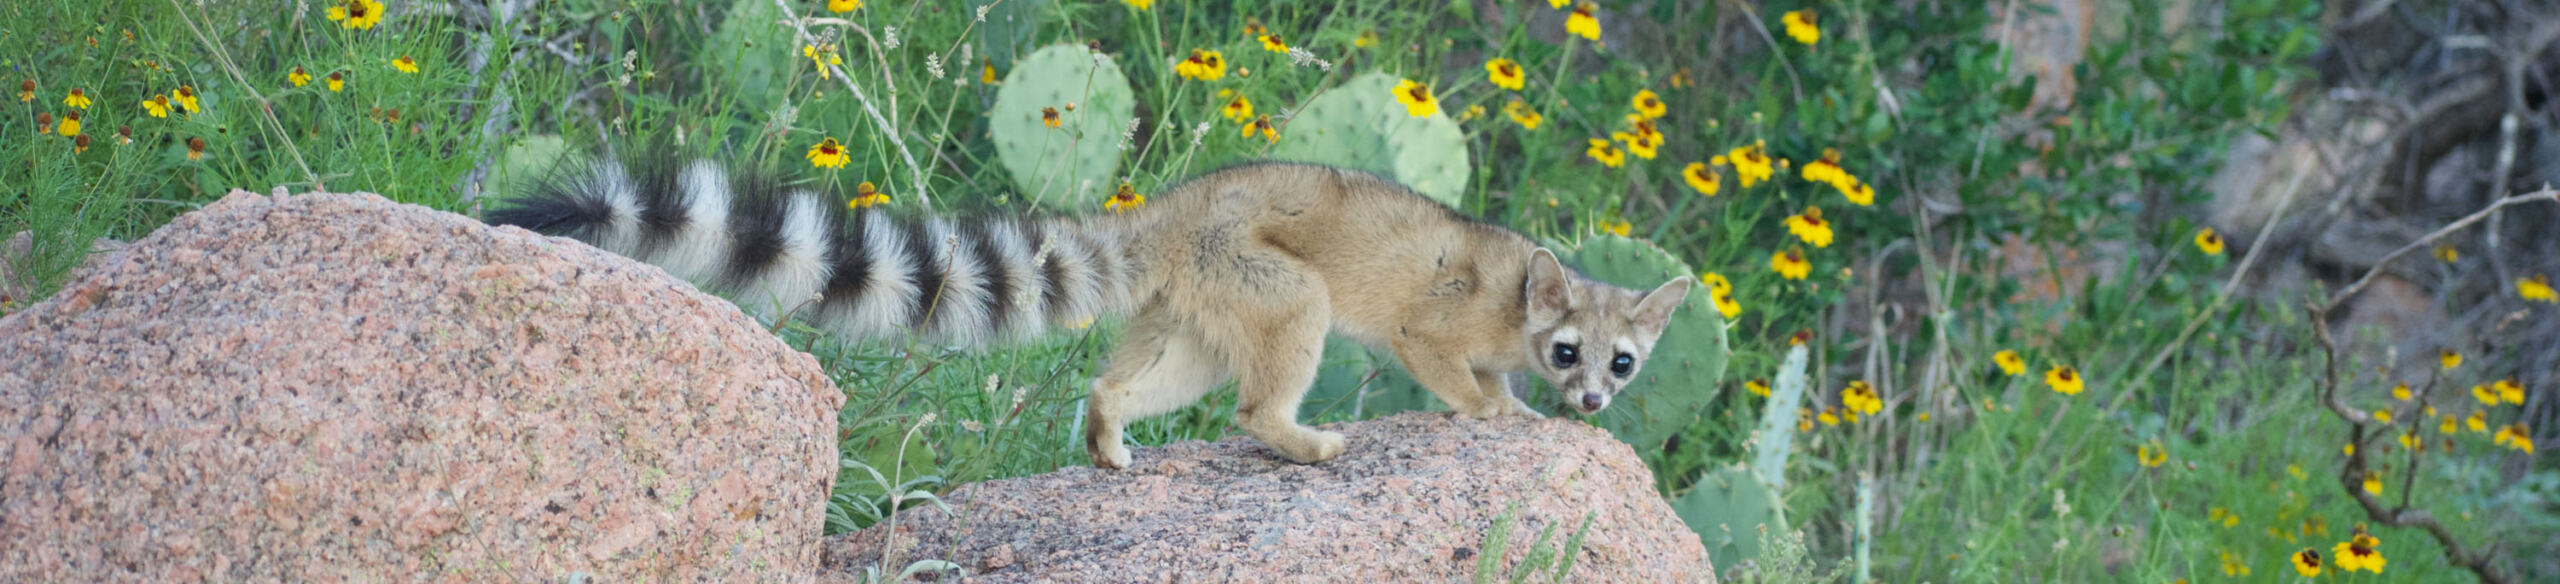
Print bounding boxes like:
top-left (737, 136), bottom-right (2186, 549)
top-left (1271, 429), bottom-right (1348, 464)
top-left (1089, 441), bottom-right (1133, 470)
top-left (1503, 395), bottom-right (1546, 418)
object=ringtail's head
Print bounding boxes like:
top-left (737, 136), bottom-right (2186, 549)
top-left (1521, 248), bottom-right (1693, 415)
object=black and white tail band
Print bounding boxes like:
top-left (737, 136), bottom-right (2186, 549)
top-left (487, 155), bottom-right (1138, 345)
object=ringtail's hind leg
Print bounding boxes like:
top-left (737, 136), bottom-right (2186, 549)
top-left (1214, 268), bottom-right (1344, 464)
top-left (1085, 307), bottom-right (1231, 469)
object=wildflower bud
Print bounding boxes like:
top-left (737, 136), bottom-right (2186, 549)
top-left (19, 80), bottom-right (32, 92)
top-left (35, 112), bottom-right (51, 125)
top-left (74, 134), bottom-right (90, 152)
top-left (983, 374), bottom-right (999, 395)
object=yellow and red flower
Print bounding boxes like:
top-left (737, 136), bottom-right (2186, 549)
top-left (807, 137), bottom-right (850, 169)
top-left (1630, 89), bottom-right (1665, 119)
top-left (1683, 162), bottom-right (1721, 196)
top-left (327, 0), bottom-right (387, 31)
top-left (2333, 528), bottom-right (2385, 574)
top-left (828, 0), bottom-right (861, 13)
top-left (1176, 50), bottom-right (1228, 81)
top-left (289, 67), bottom-right (312, 88)
top-left (1994, 350), bottom-right (2026, 376)
top-left (1566, 3), bottom-right (1601, 41)
top-left (1242, 114), bottom-right (1277, 142)
top-left (1222, 96), bottom-right (1253, 122)
top-left (1719, 142), bottom-right (1775, 187)
top-left (1782, 9), bottom-right (1820, 45)
top-left (2521, 274), bottom-right (2558, 303)
top-left (1042, 106), bottom-right (1062, 129)
top-left (1259, 34), bottom-right (1289, 54)
top-left (847, 181), bottom-right (890, 208)
top-left (1586, 138), bottom-right (1624, 168)
top-left (2046, 365), bottom-right (2084, 395)
top-left (393, 56), bottom-right (419, 74)
top-left (2195, 227), bottom-right (2226, 255)
top-left (1485, 58), bottom-right (1526, 91)
top-left (1784, 206), bottom-right (1834, 248)
top-left (1503, 99), bottom-right (1543, 130)
top-left (63, 88), bottom-right (90, 109)
top-left (2494, 423), bottom-right (2535, 453)
top-left (327, 71), bottom-right (346, 92)
top-left (2289, 549), bottom-right (2323, 577)
top-left (1772, 249), bottom-right (1811, 280)
top-left (1392, 79), bottom-right (1438, 117)
top-left (1107, 182), bottom-right (1146, 213)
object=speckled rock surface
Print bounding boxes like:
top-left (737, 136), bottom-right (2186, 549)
top-left (0, 190), bottom-right (843, 582)
top-left (822, 413), bottom-right (1712, 583)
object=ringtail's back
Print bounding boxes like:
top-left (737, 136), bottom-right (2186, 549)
top-left (489, 154), bottom-right (1691, 468)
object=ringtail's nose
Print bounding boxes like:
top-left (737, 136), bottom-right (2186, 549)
top-left (1579, 392), bottom-right (1607, 412)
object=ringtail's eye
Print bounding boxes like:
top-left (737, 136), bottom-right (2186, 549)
top-left (1610, 353), bottom-right (1634, 378)
top-left (1551, 343), bottom-right (1579, 368)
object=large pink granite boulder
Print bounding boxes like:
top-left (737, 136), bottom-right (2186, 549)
top-left (0, 190), bottom-right (843, 582)
top-left (823, 412), bottom-right (1713, 583)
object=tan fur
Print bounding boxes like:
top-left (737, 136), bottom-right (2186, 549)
top-left (1084, 164), bottom-right (1691, 468)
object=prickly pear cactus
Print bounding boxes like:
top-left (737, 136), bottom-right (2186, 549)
top-left (1671, 464), bottom-right (1787, 565)
top-left (705, 0), bottom-right (795, 109)
top-left (1558, 235), bottom-right (1729, 450)
top-left (990, 44), bottom-right (1134, 206)
top-left (1753, 343), bottom-right (1810, 490)
top-left (1303, 337), bottom-right (1441, 420)
top-left (1270, 72), bottom-right (1471, 206)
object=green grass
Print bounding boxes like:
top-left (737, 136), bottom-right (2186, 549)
top-left (4, 0), bottom-right (2551, 582)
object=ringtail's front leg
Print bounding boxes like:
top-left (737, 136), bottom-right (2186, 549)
top-left (1393, 340), bottom-right (1514, 419)
top-left (1474, 370), bottom-right (1542, 418)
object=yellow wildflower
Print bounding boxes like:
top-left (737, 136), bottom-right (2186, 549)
top-left (327, 0), bottom-right (387, 31)
top-left (2398, 431), bottom-right (2422, 451)
top-left (1797, 408), bottom-right (1814, 432)
top-left (1842, 380), bottom-right (1882, 417)
top-left (1841, 179), bottom-right (1874, 206)
top-left (1354, 30), bottom-right (1378, 48)
top-left (1485, 58), bottom-right (1526, 91)
top-left (63, 88), bottom-right (90, 109)
top-left (393, 56), bottom-right (418, 74)
top-left (1392, 79), bottom-right (1438, 117)
top-left (2046, 365), bottom-right (2084, 395)
top-left (185, 136), bottom-right (206, 161)
top-left (1722, 142), bottom-right (1774, 187)
top-left (2494, 423), bottom-right (2534, 454)
top-left (804, 43), bottom-right (844, 79)
top-left (1503, 99), bottom-right (1543, 130)
top-left (1122, 0), bottom-right (1151, 10)
top-left (2521, 274), bottom-right (2558, 302)
top-left (2433, 244), bottom-right (2458, 263)
top-left (828, 0), bottom-right (861, 12)
top-left (1244, 21), bottom-right (1268, 37)
top-left (1586, 139), bottom-right (1624, 168)
top-left (1818, 407), bottom-right (1839, 427)
top-left (1630, 89), bottom-right (1665, 119)
top-left (1222, 96), bottom-right (1253, 122)
top-left (1771, 249), bottom-right (1811, 280)
top-left (2474, 384), bottom-right (2498, 406)
top-left (1781, 10), bottom-right (1819, 45)
top-left (2195, 228), bottom-right (2225, 255)
top-left (2362, 472), bottom-right (2382, 496)
top-left (2289, 549), bottom-right (2323, 577)
top-left (1683, 162), bottom-right (1721, 196)
top-left (1784, 206), bottom-right (1834, 248)
top-left (1107, 182), bottom-right (1147, 213)
top-left (1565, 2), bottom-right (1600, 41)
top-left (2467, 411), bottom-right (2487, 432)
top-left (56, 111), bottom-right (80, 137)
top-left (1994, 350), bottom-right (2026, 376)
top-left (1175, 50), bottom-right (1227, 81)
top-left (1746, 378), bottom-right (1769, 398)
top-left (1042, 106), bottom-right (1062, 129)
top-left (2439, 414), bottom-right (2458, 435)
top-left (2334, 529), bottom-right (2384, 574)
top-left (1597, 219), bottom-right (1632, 237)
top-left (1711, 288), bottom-right (1740, 319)
top-left (2137, 438), bottom-right (2167, 468)
top-left (1259, 34), bottom-right (1288, 54)
top-left (806, 137), bottom-right (850, 169)
top-left (143, 94), bottom-right (170, 118)
top-left (327, 71), bottom-right (345, 92)
top-left (2495, 377), bottom-right (2523, 405)
top-left (2440, 349), bottom-right (2461, 370)
top-left (72, 133), bottom-right (90, 154)
top-left (1242, 115), bottom-right (1277, 142)
top-left (1701, 272), bottom-right (1732, 295)
top-left (172, 86), bottom-right (200, 114)
top-left (2373, 408), bottom-right (2392, 425)
top-left (2391, 383), bottom-right (2410, 401)
top-left (847, 181), bottom-right (889, 208)
top-left (16, 79), bottom-right (30, 102)
top-left (983, 59), bottom-right (1000, 85)
top-left (289, 67), bottom-right (311, 88)
top-left (2208, 507), bottom-right (2238, 528)
top-left (1460, 104), bottom-right (1487, 122)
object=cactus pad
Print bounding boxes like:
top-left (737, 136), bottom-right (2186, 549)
top-left (1270, 72), bottom-right (1472, 206)
top-left (990, 44), bottom-right (1134, 206)
top-left (1670, 464), bottom-right (1787, 564)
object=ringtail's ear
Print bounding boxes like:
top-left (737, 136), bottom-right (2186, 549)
top-left (1525, 248), bottom-right (1575, 328)
top-left (1630, 277), bottom-right (1692, 341)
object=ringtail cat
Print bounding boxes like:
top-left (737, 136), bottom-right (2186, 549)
top-left (489, 154), bottom-right (1692, 469)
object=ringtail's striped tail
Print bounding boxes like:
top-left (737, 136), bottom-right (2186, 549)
top-left (486, 152), bottom-right (1142, 345)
